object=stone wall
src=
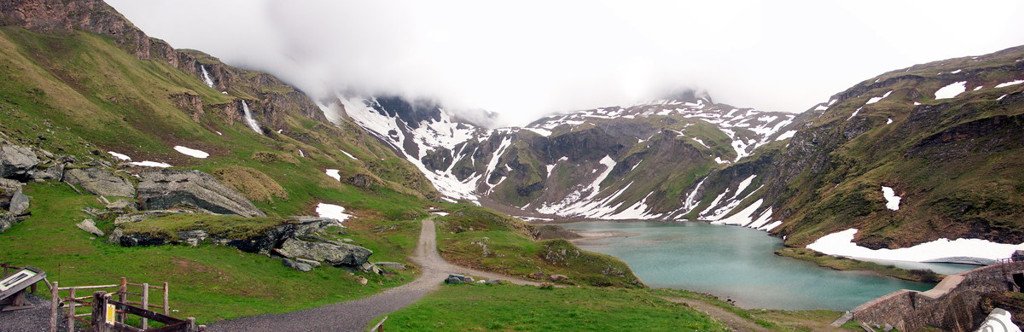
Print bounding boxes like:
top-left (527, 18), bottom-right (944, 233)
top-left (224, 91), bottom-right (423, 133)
top-left (852, 261), bottom-right (1023, 331)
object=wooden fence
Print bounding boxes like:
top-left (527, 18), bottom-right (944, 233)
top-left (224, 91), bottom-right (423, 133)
top-left (50, 277), bottom-right (170, 332)
top-left (90, 291), bottom-right (202, 332)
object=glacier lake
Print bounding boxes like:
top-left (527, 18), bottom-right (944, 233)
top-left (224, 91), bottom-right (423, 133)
top-left (561, 221), bottom-right (974, 310)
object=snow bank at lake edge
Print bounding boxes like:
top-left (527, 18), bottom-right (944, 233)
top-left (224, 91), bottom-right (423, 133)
top-left (807, 228), bottom-right (1024, 263)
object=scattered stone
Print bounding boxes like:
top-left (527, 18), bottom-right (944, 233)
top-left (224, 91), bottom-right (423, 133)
top-left (177, 230), bottom-right (208, 247)
top-left (358, 277), bottom-right (368, 285)
top-left (375, 262), bottom-right (407, 271)
top-left (137, 169), bottom-right (264, 217)
top-left (276, 238), bottom-right (372, 267)
top-left (282, 258), bottom-right (314, 272)
top-left (342, 238), bottom-right (354, 243)
top-left (64, 167), bottom-right (135, 197)
top-left (484, 279), bottom-right (504, 285)
top-left (360, 262), bottom-right (382, 274)
top-left (76, 219), bottom-right (104, 237)
top-left (0, 213), bottom-right (18, 233)
top-left (114, 210), bottom-right (183, 225)
top-left (528, 272), bottom-right (545, 280)
top-left (445, 274), bottom-right (474, 284)
top-left (0, 144), bottom-right (39, 179)
top-left (548, 274), bottom-right (569, 282)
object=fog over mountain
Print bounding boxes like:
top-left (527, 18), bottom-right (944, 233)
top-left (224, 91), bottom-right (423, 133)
top-left (106, 0), bottom-right (1024, 126)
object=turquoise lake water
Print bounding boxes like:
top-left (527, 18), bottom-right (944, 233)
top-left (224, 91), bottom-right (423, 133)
top-left (560, 221), bottom-right (974, 310)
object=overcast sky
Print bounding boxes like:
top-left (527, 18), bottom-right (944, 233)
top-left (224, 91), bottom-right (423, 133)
top-left (106, 0), bottom-right (1024, 126)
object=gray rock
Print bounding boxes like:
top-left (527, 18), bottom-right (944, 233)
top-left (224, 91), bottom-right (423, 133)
top-left (105, 200), bottom-right (135, 212)
top-left (1012, 250), bottom-right (1024, 262)
top-left (484, 279), bottom-right (504, 285)
top-left (295, 258), bottom-right (321, 268)
top-left (137, 170), bottom-right (264, 217)
top-left (276, 238), bottom-right (372, 267)
top-left (178, 230), bottom-right (208, 247)
top-left (282, 258), bottom-right (314, 272)
top-left (8, 189), bottom-right (30, 216)
top-left (375, 262), bottom-right (407, 271)
top-left (76, 219), bottom-right (104, 237)
top-left (549, 274), bottom-right (569, 282)
top-left (114, 210), bottom-right (183, 225)
top-left (32, 163), bottom-right (64, 181)
top-left (0, 145), bottom-right (39, 179)
top-left (0, 212), bottom-right (18, 233)
top-left (65, 168), bottom-right (135, 197)
top-left (445, 274), bottom-right (474, 284)
top-left (360, 262), bottom-right (382, 275)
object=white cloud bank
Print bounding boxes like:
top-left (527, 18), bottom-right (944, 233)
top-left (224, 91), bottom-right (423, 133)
top-left (106, 0), bottom-right (1024, 126)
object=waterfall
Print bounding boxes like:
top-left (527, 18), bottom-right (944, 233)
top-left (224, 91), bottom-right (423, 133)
top-left (200, 65), bottom-right (215, 88)
top-left (241, 101), bottom-right (263, 134)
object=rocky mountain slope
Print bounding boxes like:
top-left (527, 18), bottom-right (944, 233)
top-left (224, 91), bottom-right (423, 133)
top-left (329, 91), bottom-right (799, 220)
top-left (687, 45), bottom-right (1024, 253)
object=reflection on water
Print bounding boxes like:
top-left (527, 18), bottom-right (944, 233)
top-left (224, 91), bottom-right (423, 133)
top-left (561, 221), bottom-right (974, 310)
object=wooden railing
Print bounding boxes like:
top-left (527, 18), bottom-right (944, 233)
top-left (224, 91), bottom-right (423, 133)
top-left (90, 291), bottom-right (202, 332)
top-left (50, 277), bottom-right (170, 332)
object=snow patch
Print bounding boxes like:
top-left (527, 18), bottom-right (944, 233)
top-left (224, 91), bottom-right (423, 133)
top-left (173, 146), bottom-right (209, 159)
top-left (316, 203), bottom-right (351, 223)
top-left (996, 80), bottom-right (1024, 88)
top-left (807, 228), bottom-right (1024, 263)
top-left (934, 81), bottom-right (967, 99)
top-left (108, 151), bottom-right (131, 161)
top-left (882, 186), bottom-right (901, 210)
top-left (130, 161), bottom-right (171, 168)
top-left (325, 169), bottom-right (341, 181)
top-left (712, 199), bottom-right (763, 226)
top-left (886, 118), bottom-right (893, 125)
top-left (775, 130), bottom-right (796, 141)
top-left (865, 90), bottom-right (893, 105)
top-left (340, 150), bottom-right (358, 160)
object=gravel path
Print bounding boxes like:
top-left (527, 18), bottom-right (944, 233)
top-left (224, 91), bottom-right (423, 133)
top-left (209, 217), bottom-right (538, 332)
top-left (0, 293), bottom-right (66, 332)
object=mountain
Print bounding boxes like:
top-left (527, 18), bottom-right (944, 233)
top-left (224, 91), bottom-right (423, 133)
top-left (330, 90), bottom-right (799, 220)
top-left (335, 47), bottom-right (1024, 253)
top-left (696, 46), bottom-right (1024, 249)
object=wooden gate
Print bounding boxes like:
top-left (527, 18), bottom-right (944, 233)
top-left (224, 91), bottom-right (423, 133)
top-left (90, 291), bottom-right (202, 332)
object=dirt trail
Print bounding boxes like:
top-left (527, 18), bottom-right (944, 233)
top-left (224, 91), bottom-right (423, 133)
top-left (662, 297), bottom-right (771, 332)
top-left (208, 217), bottom-right (537, 332)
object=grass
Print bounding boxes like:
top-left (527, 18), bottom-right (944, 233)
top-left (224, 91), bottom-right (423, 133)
top-left (435, 204), bottom-right (644, 287)
top-left (378, 284), bottom-right (729, 331)
top-left (0, 182), bottom-right (421, 323)
top-left (651, 289), bottom-right (862, 331)
top-left (776, 248), bottom-right (943, 283)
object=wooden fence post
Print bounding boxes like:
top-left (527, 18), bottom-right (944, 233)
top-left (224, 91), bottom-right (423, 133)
top-left (67, 288), bottom-right (76, 332)
top-left (118, 277), bottom-right (127, 323)
top-left (163, 281), bottom-right (169, 315)
top-left (141, 283), bottom-right (149, 329)
top-left (49, 281), bottom-right (58, 332)
top-left (91, 292), bottom-right (109, 332)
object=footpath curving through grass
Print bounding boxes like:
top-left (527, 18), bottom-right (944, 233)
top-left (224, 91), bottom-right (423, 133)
top-left (0, 182), bottom-right (422, 323)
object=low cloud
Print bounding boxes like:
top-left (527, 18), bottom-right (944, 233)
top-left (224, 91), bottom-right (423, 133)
top-left (108, 0), bottom-right (1024, 127)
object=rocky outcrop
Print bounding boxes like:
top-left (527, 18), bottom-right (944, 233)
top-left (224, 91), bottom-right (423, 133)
top-left (64, 167), bottom-right (135, 197)
top-left (136, 169), bottom-right (264, 217)
top-left (275, 238), bottom-right (372, 267)
top-left (0, 144), bottom-right (39, 180)
top-left (170, 92), bottom-right (205, 121)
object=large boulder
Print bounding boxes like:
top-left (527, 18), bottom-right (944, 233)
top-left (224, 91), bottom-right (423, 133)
top-left (275, 238), bottom-right (372, 267)
top-left (0, 145), bottom-right (38, 179)
top-left (76, 219), bottom-right (104, 237)
top-left (137, 169), bottom-right (264, 217)
top-left (65, 167), bottom-right (135, 197)
top-left (0, 179), bottom-right (29, 216)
